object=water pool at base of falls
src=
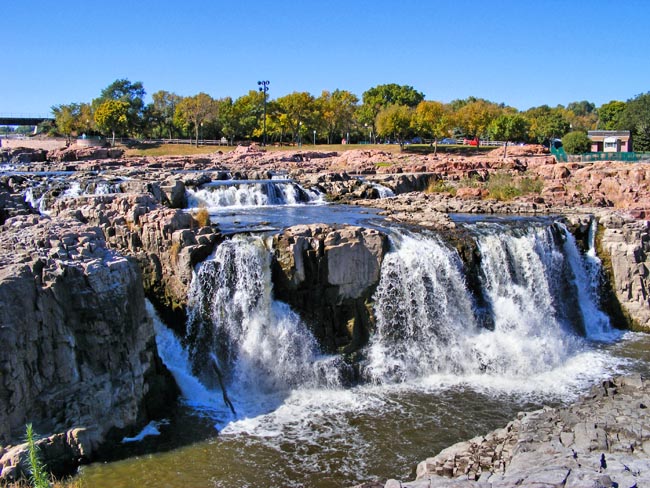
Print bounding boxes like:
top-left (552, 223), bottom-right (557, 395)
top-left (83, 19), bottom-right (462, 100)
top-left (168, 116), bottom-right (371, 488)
top-left (78, 332), bottom-right (650, 488)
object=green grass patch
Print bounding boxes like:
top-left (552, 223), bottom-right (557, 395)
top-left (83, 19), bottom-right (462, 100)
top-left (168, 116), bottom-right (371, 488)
top-left (124, 143), bottom-right (404, 158)
top-left (519, 176), bottom-right (544, 195)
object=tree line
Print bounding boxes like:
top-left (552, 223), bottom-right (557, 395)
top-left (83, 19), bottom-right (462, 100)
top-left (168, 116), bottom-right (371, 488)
top-left (48, 79), bottom-right (650, 151)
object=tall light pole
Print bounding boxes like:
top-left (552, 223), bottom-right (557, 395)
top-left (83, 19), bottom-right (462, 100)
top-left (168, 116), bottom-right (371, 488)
top-left (298, 121), bottom-right (302, 147)
top-left (258, 80), bottom-right (269, 146)
top-left (313, 130), bottom-right (316, 146)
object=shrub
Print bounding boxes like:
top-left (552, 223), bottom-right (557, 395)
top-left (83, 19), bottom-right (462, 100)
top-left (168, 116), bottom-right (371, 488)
top-left (486, 173), bottom-right (521, 201)
top-left (519, 176), bottom-right (544, 194)
top-left (425, 179), bottom-right (456, 196)
top-left (562, 131), bottom-right (591, 155)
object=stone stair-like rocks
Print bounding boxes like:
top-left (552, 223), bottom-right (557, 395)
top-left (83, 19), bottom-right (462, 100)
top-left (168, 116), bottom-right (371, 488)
top-left (0, 214), bottom-right (176, 481)
top-left (377, 375), bottom-right (650, 488)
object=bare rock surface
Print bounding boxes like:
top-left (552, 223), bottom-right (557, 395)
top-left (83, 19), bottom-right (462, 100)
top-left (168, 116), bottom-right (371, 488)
top-left (598, 214), bottom-right (650, 331)
top-left (49, 193), bottom-right (221, 325)
top-left (378, 375), bottom-right (650, 488)
top-left (273, 224), bottom-right (388, 353)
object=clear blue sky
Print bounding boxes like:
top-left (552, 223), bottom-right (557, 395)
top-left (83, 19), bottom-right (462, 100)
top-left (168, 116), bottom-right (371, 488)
top-left (4, 0), bottom-right (649, 115)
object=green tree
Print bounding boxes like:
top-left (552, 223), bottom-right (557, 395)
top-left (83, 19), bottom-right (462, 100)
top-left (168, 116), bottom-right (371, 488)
top-left (488, 113), bottom-right (530, 156)
top-left (562, 131), bottom-right (591, 154)
top-left (564, 100), bottom-right (598, 132)
top-left (175, 93), bottom-right (218, 146)
top-left (94, 99), bottom-right (129, 145)
top-left (52, 103), bottom-right (80, 142)
top-left (51, 102), bottom-right (94, 142)
top-left (376, 105), bottom-right (413, 146)
top-left (411, 100), bottom-right (451, 152)
top-left (358, 84), bottom-right (424, 141)
top-left (149, 90), bottom-right (182, 139)
top-left (275, 92), bottom-right (317, 144)
top-left (232, 90), bottom-right (266, 141)
top-left (455, 100), bottom-right (504, 140)
top-left (619, 93), bottom-right (650, 151)
top-left (597, 100), bottom-right (626, 130)
top-left (318, 89), bottom-right (359, 144)
top-left (93, 79), bottom-right (145, 136)
top-left (14, 125), bottom-right (35, 135)
top-left (525, 105), bottom-right (571, 143)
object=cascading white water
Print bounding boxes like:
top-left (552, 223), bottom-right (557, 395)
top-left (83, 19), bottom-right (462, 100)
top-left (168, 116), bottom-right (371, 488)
top-left (364, 222), bottom-right (615, 384)
top-left (185, 236), bottom-right (342, 410)
top-left (186, 180), bottom-right (323, 209)
top-left (561, 219), bottom-right (618, 340)
top-left (371, 182), bottom-right (395, 198)
top-left (365, 232), bottom-right (479, 382)
top-left (467, 223), bottom-right (584, 376)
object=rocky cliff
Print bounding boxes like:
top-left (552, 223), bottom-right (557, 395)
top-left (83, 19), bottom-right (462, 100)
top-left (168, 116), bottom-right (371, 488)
top-left (0, 215), bottom-right (175, 481)
top-left (598, 213), bottom-right (650, 331)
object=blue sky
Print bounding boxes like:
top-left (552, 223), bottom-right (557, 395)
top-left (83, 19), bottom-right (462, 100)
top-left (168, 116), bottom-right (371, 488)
top-left (4, 0), bottom-right (649, 115)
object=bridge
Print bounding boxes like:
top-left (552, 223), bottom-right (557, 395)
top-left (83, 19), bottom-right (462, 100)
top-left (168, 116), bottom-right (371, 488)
top-left (0, 114), bottom-right (54, 126)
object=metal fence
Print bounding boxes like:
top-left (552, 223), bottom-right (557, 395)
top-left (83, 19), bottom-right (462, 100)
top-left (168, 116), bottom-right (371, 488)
top-left (567, 152), bottom-right (650, 163)
top-left (142, 138), bottom-right (230, 146)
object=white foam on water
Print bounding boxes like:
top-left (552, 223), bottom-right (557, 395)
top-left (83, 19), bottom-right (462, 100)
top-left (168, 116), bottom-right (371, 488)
top-left (186, 180), bottom-right (323, 209)
top-left (148, 300), bottom-right (231, 416)
top-left (121, 419), bottom-right (169, 443)
top-left (149, 221), bottom-right (631, 465)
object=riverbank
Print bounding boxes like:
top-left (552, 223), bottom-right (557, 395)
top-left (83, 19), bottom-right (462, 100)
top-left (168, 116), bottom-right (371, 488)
top-left (369, 374), bottom-right (649, 488)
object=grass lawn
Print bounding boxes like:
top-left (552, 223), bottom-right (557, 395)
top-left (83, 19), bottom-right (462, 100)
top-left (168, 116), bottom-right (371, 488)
top-left (124, 142), bottom-right (406, 157)
top-left (122, 142), bottom-right (494, 158)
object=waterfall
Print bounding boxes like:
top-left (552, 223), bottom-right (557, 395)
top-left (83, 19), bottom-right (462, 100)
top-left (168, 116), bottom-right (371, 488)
top-left (365, 232), bottom-right (479, 382)
top-left (186, 180), bottom-right (323, 209)
top-left (185, 236), bottom-right (342, 409)
top-left (364, 222), bottom-right (615, 383)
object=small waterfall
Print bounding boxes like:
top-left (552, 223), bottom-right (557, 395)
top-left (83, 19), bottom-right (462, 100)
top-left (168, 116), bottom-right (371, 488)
top-left (371, 182), bottom-right (395, 198)
top-left (559, 220), bottom-right (616, 340)
top-left (364, 221), bottom-right (615, 383)
top-left (24, 187), bottom-right (48, 214)
top-left (185, 236), bottom-right (342, 408)
top-left (186, 180), bottom-right (323, 208)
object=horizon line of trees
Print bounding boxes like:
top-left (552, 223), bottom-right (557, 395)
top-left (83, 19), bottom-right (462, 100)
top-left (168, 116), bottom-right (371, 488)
top-left (45, 79), bottom-right (650, 152)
